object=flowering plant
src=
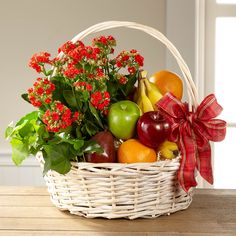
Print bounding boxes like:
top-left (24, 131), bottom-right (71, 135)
top-left (5, 35), bottom-right (144, 174)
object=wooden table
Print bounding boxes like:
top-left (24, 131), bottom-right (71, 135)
top-left (0, 187), bottom-right (235, 236)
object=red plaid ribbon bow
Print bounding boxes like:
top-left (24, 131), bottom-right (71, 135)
top-left (156, 93), bottom-right (226, 192)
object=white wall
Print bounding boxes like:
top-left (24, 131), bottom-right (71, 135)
top-left (0, 0), bottom-right (167, 185)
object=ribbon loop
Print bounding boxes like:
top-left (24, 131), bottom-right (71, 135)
top-left (196, 94), bottom-right (223, 120)
top-left (156, 93), bottom-right (226, 192)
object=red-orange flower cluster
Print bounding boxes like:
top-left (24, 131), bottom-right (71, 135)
top-left (115, 49), bottom-right (144, 75)
top-left (74, 81), bottom-right (93, 91)
top-left (42, 101), bottom-right (80, 132)
top-left (29, 52), bottom-right (51, 73)
top-left (91, 91), bottom-right (110, 111)
top-left (92, 35), bottom-right (116, 51)
top-left (28, 78), bottom-right (55, 107)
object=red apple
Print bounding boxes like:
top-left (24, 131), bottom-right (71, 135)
top-left (85, 131), bottom-right (116, 163)
top-left (137, 111), bottom-right (170, 148)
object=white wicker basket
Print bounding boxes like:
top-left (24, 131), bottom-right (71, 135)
top-left (38, 21), bottom-right (197, 219)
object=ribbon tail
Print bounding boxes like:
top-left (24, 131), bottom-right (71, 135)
top-left (196, 140), bottom-right (213, 184)
top-left (178, 130), bottom-right (198, 192)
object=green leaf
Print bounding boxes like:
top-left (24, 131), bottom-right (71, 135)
top-left (76, 127), bottom-right (82, 138)
top-left (73, 139), bottom-right (84, 150)
top-left (21, 93), bottom-right (30, 104)
top-left (56, 132), bottom-right (84, 150)
top-left (89, 103), bottom-right (104, 129)
top-left (51, 77), bottom-right (69, 103)
top-left (122, 73), bottom-right (138, 96)
top-left (10, 120), bottom-right (28, 137)
top-left (19, 121), bottom-right (35, 138)
top-left (46, 136), bottom-right (61, 145)
top-left (51, 132), bottom-right (84, 148)
top-left (6, 111), bottom-right (43, 166)
top-left (81, 90), bottom-right (90, 101)
top-left (10, 139), bottom-right (29, 165)
top-left (83, 121), bottom-right (99, 137)
top-left (16, 111), bottom-right (39, 126)
top-left (43, 143), bottom-right (72, 174)
top-left (5, 124), bottom-right (14, 139)
top-left (37, 125), bottom-right (50, 141)
top-left (29, 146), bottom-right (40, 156)
top-left (82, 140), bottom-right (103, 154)
top-left (28, 134), bottom-right (37, 146)
top-left (63, 90), bottom-right (78, 108)
top-left (46, 69), bottom-right (53, 76)
top-left (107, 81), bottom-right (117, 96)
top-left (42, 151), bottom-right (51, 176)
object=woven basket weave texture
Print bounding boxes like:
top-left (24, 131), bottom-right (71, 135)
top-left (38, 153), bottom-right (193, 219)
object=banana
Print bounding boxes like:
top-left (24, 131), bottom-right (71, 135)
top-left (141, 70), bottom-right (148, 79)
top-left (143, 78), bottom-right (163, 110)
top-left (134, 70), bottom-right (146, 103)
top-left (139, 79), bottom-right (154, 113)
top-left (135, 70), bottom-right (161, 113)
top-left (157, 140), bottom-right (179, 160)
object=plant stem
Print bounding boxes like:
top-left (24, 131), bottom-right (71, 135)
top-left (71, 85), bottom-right (79, 109)
top-left (106, 56), bottom-right (110, 75)
top-left (42, 66), bottom-right (48, 76)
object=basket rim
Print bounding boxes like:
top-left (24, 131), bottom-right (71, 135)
top-left (36, 152), bottom-right (181, 169)
top-left (73, 157), bottom-right (180, 168)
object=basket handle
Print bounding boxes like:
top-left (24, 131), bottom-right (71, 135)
top-left (59, 21), bottom-right (198, 109)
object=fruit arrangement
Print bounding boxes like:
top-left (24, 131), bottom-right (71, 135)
top-left (85, 73), bottom-right (181, 164)
top-left (5, 27), bottom-right (226, 193)
top-left (106, 70), bottom-right (181, 164)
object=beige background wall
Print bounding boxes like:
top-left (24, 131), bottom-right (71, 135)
top-left (166, 0), bottom-right (196, 103)
top-left (166, 0), bottom-right (196, 78)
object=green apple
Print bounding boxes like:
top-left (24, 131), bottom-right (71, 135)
top-left (108, 100), bottom-right (141, 140)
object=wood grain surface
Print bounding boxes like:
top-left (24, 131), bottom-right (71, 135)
top-left (0, 187), bottom-right (235, 236)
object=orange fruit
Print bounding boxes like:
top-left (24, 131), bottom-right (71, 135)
top-left (118, 139), bottom-right (157, 163)
top-left (150, 70), bottom-right (183, 100)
